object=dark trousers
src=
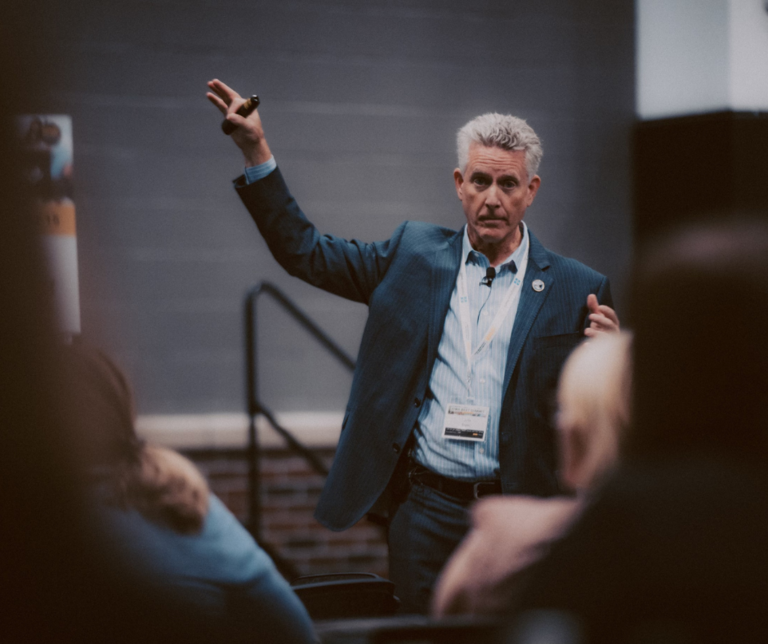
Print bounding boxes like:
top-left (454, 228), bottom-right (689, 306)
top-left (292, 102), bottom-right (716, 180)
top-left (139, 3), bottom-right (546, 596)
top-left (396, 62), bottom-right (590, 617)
top-left (387, 480), bottom-right (472, 614)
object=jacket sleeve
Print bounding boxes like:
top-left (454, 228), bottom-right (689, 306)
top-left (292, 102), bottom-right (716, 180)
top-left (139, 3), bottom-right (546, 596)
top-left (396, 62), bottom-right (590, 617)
top-left (235, 167), bottom-right (405, 305)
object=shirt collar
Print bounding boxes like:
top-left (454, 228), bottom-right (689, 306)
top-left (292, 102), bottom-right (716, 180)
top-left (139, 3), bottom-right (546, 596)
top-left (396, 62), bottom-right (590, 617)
top-left (462, 221), bottom-right (529, 273)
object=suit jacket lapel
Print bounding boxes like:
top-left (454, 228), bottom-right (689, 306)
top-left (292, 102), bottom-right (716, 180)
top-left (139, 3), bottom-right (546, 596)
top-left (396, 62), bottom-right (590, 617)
top-left (502, 229), bottom-right (553, 395)
top-left (427, 230), bottom-right (463, 374)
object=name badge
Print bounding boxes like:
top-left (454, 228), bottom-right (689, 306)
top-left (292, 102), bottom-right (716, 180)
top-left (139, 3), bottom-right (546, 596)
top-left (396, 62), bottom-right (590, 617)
top-left (442, 403), bottom-right (490, 442)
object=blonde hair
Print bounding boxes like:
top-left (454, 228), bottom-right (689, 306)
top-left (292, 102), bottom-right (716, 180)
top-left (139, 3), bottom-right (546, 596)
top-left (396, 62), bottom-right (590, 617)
top-left (557, 332), bottom-right (633, 490)
top-left (113, 443), bottom-right (210, 534)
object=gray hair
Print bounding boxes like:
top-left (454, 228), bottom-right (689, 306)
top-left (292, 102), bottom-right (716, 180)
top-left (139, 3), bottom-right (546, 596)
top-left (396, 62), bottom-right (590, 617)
top-left (456, 112), bottom-right (543, 179)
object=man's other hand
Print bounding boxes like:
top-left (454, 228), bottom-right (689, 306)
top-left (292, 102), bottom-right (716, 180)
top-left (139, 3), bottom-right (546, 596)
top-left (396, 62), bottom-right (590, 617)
top-left (584, 293), bottom-right (620, 337)
top-left (206, 79), bottom-right (272, 167)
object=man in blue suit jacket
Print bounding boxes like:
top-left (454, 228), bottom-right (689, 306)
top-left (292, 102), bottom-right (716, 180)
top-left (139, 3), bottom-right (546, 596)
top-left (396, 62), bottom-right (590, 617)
top-left (207, 79), bottom-right (620, 613)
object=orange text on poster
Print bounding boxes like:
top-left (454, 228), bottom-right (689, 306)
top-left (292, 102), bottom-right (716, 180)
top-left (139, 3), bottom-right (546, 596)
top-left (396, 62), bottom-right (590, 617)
top-left (35, 200), bottom-right (76, 236)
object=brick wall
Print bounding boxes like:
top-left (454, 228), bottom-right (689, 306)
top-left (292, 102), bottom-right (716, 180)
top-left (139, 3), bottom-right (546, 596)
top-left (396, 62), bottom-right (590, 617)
top-left (185, 447), bottom-right (389, 582)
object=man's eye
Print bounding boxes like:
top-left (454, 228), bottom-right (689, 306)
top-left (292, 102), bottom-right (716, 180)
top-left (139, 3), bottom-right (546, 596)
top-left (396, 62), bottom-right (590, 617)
top-left (472, 176), bottom-right (490, 186)
top-left (501, 180), bottom-right (517, 190)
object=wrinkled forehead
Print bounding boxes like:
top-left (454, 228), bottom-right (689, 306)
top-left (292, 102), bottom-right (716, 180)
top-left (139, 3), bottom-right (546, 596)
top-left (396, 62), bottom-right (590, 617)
top-left (466, 143), bottom-right (528, 176)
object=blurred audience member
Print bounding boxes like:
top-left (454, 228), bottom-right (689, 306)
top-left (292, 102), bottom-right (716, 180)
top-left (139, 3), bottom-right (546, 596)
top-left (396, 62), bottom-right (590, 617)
top-left (64, 344), bottom-right (316, 644)
top-left (512, 218), bottom-right (768, 644)
top-left (432, 332), bottom-right (632, 616)
top-left (555, 331), bottom-right (632, 493)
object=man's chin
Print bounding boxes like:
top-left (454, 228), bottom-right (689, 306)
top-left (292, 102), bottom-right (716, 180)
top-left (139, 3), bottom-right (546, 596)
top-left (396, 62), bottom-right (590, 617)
top-left (478, 218), bottom-right (510, 229)
top-left (476, 228), bottom-right (509, 244)
top-left (472, 224), bottom-right (524, 251)
top-left (467, 222), bottom-right (519, 249)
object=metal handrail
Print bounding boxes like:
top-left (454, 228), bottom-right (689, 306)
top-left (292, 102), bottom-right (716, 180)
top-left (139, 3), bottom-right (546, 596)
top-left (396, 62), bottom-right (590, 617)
top-left (244, 281), bottom-right (356, 542)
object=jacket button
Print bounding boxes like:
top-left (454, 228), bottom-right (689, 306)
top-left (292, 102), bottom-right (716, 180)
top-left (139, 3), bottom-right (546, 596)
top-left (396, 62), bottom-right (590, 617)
top-left (392, 443), bottom-right (401, 454)
top-left (413, 398), bottom-right (421, 407)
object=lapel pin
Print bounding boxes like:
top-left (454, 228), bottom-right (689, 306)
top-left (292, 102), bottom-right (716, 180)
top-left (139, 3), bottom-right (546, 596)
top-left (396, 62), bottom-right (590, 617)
top-left (532, 279), bottom-right (545, 292)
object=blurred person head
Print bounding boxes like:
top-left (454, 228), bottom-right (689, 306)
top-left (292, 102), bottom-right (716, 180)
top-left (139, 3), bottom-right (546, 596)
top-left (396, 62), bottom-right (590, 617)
top-left (627, 216), bottom-right (768, 464)
top-left (556, 331), bottom-right (633, 493)
top-left (63, 344), bottom-right (317, 644)
top-left (63, 344), bottom-right (209, 534)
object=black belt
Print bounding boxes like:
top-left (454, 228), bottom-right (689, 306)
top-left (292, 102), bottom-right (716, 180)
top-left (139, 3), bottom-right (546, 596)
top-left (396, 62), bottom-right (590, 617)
top-left (409, 464), bottom-right (502, 502)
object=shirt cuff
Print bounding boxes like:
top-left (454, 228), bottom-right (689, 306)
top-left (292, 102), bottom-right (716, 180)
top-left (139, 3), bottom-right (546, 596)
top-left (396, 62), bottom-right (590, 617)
top-left (243, 156), bottom-right (277, 184)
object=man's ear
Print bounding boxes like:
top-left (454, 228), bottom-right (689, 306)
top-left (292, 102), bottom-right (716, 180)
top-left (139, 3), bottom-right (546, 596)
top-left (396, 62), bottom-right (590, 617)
top-left (526, 174), bottom-right (541, 206)
top-left (454, 168), bottom-right (464, 200)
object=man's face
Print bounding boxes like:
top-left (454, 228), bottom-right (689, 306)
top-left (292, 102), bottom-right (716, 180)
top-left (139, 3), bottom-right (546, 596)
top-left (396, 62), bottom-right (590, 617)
top-left (454, 144), bottom-right (541, 252)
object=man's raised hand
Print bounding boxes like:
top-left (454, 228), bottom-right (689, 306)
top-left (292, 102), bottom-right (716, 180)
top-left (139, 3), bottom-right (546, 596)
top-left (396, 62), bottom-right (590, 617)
top-left (584, 293), bottom-right (620, 337)
top-left (206, 79), bottom-right (272, 166)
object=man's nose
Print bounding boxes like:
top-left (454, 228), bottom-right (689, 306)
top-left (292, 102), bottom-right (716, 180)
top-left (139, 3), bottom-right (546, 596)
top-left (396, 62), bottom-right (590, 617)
top-left (485, 184), bottom-right (501, 208)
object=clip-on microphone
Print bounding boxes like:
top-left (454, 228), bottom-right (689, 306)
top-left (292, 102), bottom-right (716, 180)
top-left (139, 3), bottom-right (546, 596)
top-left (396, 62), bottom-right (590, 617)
top-left (482, 266), bottom-right (496, 287)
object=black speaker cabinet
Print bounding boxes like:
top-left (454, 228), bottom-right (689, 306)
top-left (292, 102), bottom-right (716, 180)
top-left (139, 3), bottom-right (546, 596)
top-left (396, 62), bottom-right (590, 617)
top-left (633, 111), bottom-right (768, 243)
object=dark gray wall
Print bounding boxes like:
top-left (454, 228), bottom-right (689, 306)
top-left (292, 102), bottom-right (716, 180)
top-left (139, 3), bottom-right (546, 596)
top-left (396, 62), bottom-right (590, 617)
top-left (33, 0), bottom-right (635, 415)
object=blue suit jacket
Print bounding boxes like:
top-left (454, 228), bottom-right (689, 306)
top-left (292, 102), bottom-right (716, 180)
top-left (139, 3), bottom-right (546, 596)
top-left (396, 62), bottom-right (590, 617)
top-left (237, 168), bottom-right (612, 531)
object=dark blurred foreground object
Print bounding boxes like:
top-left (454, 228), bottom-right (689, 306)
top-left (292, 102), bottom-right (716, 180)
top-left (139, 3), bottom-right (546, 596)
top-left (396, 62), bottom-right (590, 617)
top-left (512, 218), bottom-right (768, 643)
top-left (515, 461), bottom-right (768, 644)
top-left (315, 614), bottom-right (504, 644)
top-left (629, 217), bottom-right (768, 462)
top-left (0, 11), bottom-right (309, 632)
top-left (634, 112), bottom-right (768, 243)
top-left (0, 8), bottom-right (155, 641)
top-left (292, 573), bottom-right (399, 620)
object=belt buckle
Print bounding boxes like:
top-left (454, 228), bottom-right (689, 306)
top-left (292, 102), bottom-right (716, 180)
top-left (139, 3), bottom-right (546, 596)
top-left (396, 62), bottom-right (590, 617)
top-left (408, 461), bottom-right (424, 486)
top-left (473, 481), bottom-right (496, 499)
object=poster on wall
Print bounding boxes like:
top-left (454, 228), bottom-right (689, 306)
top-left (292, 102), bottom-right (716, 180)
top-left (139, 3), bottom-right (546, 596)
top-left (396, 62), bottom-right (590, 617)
top-left (16, 114), bottom-right (80, 336)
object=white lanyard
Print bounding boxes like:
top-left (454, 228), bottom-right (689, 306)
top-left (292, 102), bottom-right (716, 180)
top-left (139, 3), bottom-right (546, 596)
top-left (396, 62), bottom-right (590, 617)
top-left (456, 232), bottom-right (529, 394)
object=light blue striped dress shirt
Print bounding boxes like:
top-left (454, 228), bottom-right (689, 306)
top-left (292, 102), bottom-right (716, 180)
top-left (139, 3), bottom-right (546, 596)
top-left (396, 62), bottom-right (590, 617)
top-left (244, 157), bottom-right (277, 183)
top-left (412, 224), bottom-right (529, 481)
top-left (245, 157), bottom-right (527, 482)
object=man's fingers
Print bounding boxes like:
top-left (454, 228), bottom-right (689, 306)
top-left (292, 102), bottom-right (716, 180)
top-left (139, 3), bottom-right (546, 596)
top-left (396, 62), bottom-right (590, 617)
top-left (588, 313), bottom-right (619, 331)
top-left (206, 92), bottom-right (229, 115)
top-left (586, 293), bottom-right (599, 314)
top-left (598, 305), bottom-right (620, 326)
top-left (206, 79), bottom-right (253, 133)
top-left (206, 81), bottom-right (231, 105)
top-left (207, 79), bottom-right (241, 106)
top-left (589, 313), bottom-right (611, 327)
top-left (224, 113), bottom-right (250, 132)
top-left (205, 78), bottom-right (270, 164)
top-left (585, 296), bottom-right (621, 336)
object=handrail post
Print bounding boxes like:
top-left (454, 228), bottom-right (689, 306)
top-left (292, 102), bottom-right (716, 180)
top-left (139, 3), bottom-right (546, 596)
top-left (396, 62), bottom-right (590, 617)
top-left (245, 287), bottom-right (261, 539)
top-left (243, 281), bottom-right (357, 542)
